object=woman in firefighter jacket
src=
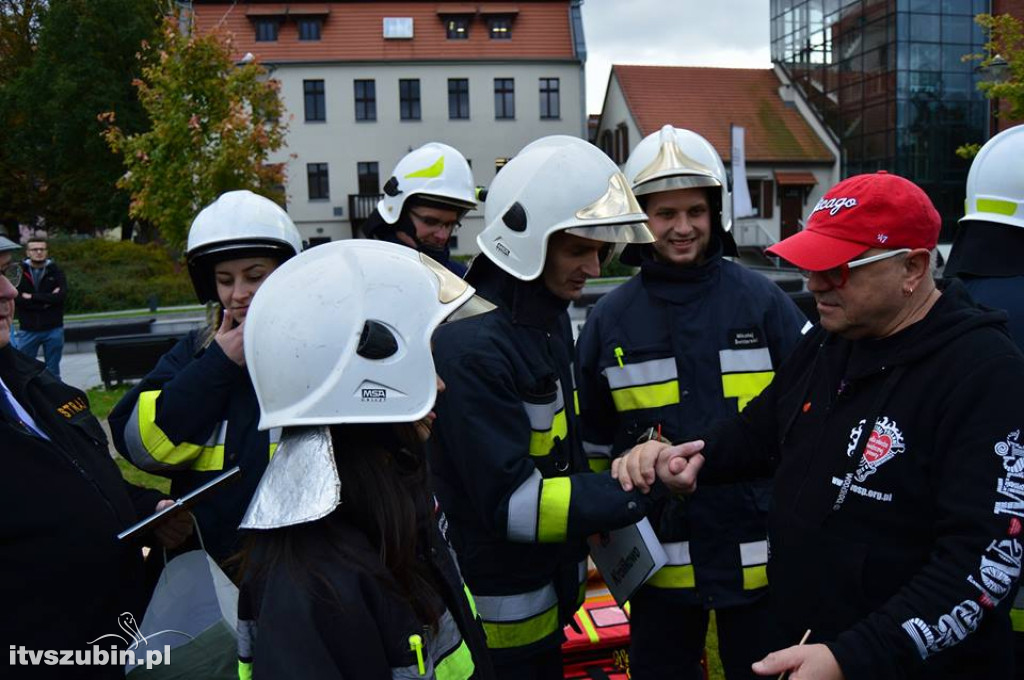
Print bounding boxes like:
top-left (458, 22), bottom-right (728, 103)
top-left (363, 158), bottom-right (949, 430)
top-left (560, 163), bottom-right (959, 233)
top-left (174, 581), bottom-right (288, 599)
top-left (429, 136), bottom-right (665, 677)
top-left (234, 241), bottom-right (495, 679)
top-left (108, 191), bottom-right (303, 564)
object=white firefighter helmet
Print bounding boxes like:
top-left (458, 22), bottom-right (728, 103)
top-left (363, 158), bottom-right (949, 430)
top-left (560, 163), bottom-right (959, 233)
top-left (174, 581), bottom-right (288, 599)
top-left (962, 125), bottom-right (1024, 229)
top-left (624, 125), bottom-right (733, 236)
top-left (244, 240), bottom-right (493, 430)
top-left (476, 135), bottom-right (653, 281)
top-left (186, 190), bottom-right (303, 304)
top-left (377, 142), bottom-right (478, 224)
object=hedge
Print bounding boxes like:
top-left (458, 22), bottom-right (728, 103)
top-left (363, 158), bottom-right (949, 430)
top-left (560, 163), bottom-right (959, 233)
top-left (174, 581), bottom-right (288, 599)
top-left (44, 237), bottom-right (195, 314)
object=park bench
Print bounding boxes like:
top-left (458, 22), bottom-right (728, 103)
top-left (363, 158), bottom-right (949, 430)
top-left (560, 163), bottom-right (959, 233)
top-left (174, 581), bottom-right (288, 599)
top-left (94, 333), bottom-right (185, 389)
top-left (64, 317), bottom-right (156, 343)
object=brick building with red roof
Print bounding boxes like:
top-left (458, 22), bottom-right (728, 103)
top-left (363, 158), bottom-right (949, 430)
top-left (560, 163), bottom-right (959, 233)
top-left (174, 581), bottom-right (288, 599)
top-left (189, 0), bottom-right (588, 248)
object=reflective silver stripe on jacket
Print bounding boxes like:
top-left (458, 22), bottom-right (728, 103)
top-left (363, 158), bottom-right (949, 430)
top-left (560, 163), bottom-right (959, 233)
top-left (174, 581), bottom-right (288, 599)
top-left (522, 382), bottom-right (565, 431)
top-left (473, 583), bottom-right (559, 623)
top-left (601, 357), bottom-right (677, 388)
top-left (662, 541), bottom-right (692, 566)
top-left (582, 441), bottom-right (613, 456)
top-left (507, 469), bottom-right (542, 542)
top-left (237, 617), bottom-right (256, 661)
top-left (719, 347), bottom-right (773, 373)
top-left (740, 539), bottom-right (768, 566)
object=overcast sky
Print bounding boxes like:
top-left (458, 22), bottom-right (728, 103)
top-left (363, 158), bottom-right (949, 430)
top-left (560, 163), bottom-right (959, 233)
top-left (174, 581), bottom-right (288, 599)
top-left (580, 0), bottom-right (773, 113)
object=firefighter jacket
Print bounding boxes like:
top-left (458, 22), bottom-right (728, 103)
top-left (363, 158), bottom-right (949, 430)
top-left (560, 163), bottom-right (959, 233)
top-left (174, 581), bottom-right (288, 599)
top-left (237, 464), bottom-right (494, 680)
top-left (0, 344), bottom-right (166, 674)
top-left (109, 329), bottom-right (280, 563)
top-left (700, 279), bottom-right (1023, 679)
top-left (430, 257), bottom-right (664, 663)
top-left (15, 257), bottom-right (67, 331)
top-left (576, 249), bottom-right (806, 609)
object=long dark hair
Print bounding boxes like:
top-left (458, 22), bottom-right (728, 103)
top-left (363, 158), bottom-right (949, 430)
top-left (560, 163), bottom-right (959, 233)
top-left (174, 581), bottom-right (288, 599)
top-left (239, 423), bottom-right (443, 625)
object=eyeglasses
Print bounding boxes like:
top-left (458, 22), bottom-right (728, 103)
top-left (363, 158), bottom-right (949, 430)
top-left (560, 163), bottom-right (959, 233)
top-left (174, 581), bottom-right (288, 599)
top-left (27, 247), bottom-right (46, 252)
top-left (800, 248), bottom-right (911, 289)
top-left (1, 261), bottom-right (22, 287)
top-left (409, 210), bottom-right (461, 234)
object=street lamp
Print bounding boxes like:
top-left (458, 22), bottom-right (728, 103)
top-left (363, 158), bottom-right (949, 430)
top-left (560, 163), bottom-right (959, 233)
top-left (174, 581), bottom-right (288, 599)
top-left (977, 53), bottom-right (1011, 135)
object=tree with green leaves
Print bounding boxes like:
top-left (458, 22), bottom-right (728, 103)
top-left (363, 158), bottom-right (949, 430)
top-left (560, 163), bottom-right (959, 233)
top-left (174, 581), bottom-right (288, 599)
top-left (104, 15), bottom-right (288, 252)
top-left (958, 12), bottom-right (1024, 159)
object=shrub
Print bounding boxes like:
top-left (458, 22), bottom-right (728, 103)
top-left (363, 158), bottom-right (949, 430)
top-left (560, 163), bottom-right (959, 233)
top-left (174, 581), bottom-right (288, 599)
top-left (46, 237), bottom-right (195, 313)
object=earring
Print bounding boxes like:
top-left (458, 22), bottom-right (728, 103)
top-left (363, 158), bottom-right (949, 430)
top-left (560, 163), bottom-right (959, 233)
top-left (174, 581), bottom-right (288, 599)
top-left (903, 287), bottom-right (914, 298)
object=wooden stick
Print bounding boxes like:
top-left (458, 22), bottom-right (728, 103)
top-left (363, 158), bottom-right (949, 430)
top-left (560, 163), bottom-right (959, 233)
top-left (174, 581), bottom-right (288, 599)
top-left (777, 629), bottom-right (812, 680)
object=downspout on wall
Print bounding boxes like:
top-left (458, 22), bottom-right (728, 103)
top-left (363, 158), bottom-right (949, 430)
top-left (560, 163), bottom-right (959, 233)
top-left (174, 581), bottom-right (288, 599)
top-left (570, 0), bottom-right (587, 139)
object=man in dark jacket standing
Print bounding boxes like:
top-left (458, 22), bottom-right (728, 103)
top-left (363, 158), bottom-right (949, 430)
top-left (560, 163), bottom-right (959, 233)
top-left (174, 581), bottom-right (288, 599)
top-left (430, 136), bottom-right (672, 679)
top-left (15, 237), bottom-right (68, 377)
top-left (615, 171), bottom-right (1024, 679)
top-left (1, 241), bottom-right (190, 678)
top-left (577, 126), bottom-right (806, 680)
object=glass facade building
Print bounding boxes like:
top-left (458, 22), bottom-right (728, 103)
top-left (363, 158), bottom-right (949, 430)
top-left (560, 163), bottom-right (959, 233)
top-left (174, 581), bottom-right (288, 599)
top-left (771, 0), bottom-right (991, 239)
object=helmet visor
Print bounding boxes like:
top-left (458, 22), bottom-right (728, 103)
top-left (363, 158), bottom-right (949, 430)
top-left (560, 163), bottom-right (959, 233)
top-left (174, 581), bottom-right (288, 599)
top-left (564, 222), bottom-right (655, 245)
top-left (633, 174), bottom-right (721, 197)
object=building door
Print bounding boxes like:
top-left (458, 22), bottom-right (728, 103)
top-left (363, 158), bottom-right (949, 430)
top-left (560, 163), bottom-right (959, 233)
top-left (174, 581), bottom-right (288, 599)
top-left (780, 187), bottom-right (804, 239)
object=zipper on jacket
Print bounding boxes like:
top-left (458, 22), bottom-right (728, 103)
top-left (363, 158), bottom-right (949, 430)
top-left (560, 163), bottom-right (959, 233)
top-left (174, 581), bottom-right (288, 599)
top-left (614, 346), bottom-right (625, 368)
top-left (408, 633), bottom-right (426, 676)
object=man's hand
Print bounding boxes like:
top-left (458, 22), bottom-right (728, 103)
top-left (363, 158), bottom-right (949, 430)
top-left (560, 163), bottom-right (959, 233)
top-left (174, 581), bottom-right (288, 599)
top-left (152, 500), bottom-right (194, 550)
top-left (611, 439), bottom-right (705, 494)
top-left (752, 644), bottom-right (844, 680)
top-left (214, 308), bottom-right (246, 366)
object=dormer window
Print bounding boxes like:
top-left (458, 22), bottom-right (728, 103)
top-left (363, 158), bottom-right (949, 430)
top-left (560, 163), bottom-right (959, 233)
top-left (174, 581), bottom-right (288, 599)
top-left (445, 15), bottom-right (471, 39)
top-left (298, 18), bottom-right (322, 41)
top-left (488, 16), bottom-right (512, 40)
top-left (254, 18), bottom-right (280, 42)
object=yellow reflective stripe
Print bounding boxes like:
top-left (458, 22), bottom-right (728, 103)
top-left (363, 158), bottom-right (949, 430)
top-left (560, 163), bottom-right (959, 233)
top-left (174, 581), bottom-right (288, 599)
top-left (482, 604), bottom-right (560, 649)
top-left (646, 564), bottom-right (696, 589)
top-left (721, 371), bottom-right (774, 411)
top-left (269, 441), bottom-right (279, 460)
top-left (610, 380), bottom-right (680, 412)
top-left (192, 445), bottom-right (226, 472)
top-left (238, 660), bottom-right (253, 680)
top-left (977, 198), bottom-right (1018, 217)
top-left (528, 409), bottom-right (567, 457)
top-left (573, 389), bottom-right (580, 416)
top-left (405, 154), bottom-right (445, 178)
top-left (463, 584), bottom-right (478, 619)
top-left (743, 565), bottom-right (768, 590)
top-left (576, 605), bottom-right (600, 643)
top-left (1011, 608), bottom-right (1024, 632)
top-left (537, 477), bottom-right (571, 543)
top-left (588, 458), bottom-right (611, 472)
top-left (136, 390), bottom-right (209, 467)
top-left (435, 639), bottom-right (475, 680)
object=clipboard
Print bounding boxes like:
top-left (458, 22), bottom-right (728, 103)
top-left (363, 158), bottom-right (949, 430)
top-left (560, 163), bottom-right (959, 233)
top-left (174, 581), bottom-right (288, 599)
top-left (117, 466), bottom-right (241, 541)
top-left (587, 517), bottom-right (668, 607)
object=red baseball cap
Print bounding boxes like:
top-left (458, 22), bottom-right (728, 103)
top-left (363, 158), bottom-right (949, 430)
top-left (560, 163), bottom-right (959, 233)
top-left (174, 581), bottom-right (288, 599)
top-left (766, 171), bottom-right (940, 271)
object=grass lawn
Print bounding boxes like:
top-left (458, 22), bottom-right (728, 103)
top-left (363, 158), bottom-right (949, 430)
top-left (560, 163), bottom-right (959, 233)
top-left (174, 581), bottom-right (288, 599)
top-left (86, 384), bottom-right (171, 495)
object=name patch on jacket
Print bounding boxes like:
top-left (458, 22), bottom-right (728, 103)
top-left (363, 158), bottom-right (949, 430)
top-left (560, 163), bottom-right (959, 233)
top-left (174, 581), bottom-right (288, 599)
top-left (57, 396), bottom-right (88, 418)
top-left (729, 328), bottom-right (764, 349)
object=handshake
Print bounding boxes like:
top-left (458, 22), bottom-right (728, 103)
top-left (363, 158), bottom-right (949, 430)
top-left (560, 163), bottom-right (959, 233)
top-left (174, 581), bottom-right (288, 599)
top-left (610, 439), bottom-right (706, 495)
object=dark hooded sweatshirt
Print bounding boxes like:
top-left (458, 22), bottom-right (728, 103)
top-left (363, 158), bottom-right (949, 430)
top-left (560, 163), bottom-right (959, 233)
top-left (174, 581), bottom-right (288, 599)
top-left (700, 279), bottom-right (1024, 679)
